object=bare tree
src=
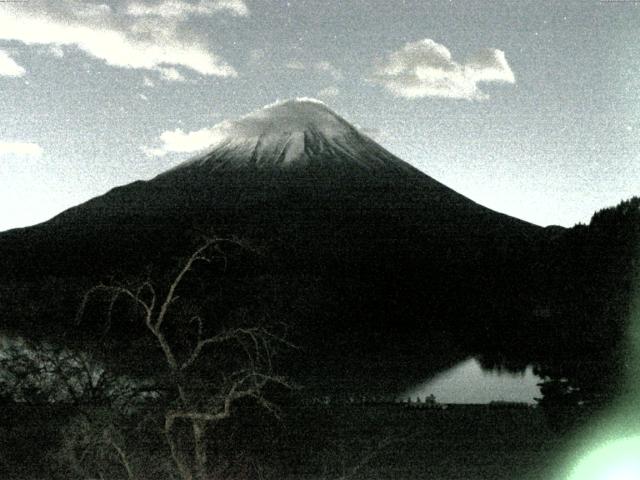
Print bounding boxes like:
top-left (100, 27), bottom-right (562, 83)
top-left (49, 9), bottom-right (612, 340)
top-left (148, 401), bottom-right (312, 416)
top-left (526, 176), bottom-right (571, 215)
top-left (0, 339), bottom-right (128, 406)
top-left (0, 335), bottom-right (163, 480)
top-left (58, 411), bottom-right (138, 480)
top-left (76, 237), bottom-right (293, 480)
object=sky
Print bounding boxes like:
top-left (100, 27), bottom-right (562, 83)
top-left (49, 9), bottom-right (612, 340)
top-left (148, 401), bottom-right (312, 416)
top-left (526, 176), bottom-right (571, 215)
top-left (0, 0), bottom-right (638, 231)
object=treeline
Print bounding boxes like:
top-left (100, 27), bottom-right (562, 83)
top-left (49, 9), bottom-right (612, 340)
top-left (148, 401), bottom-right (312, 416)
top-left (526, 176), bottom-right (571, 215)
top-left (534, 197), bottom-right (639, 426)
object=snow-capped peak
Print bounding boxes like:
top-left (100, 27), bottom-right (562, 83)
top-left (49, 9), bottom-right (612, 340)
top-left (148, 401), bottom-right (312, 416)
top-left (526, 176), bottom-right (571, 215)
top-left (170, 98), bottom-right (416, 173)
top-left (204, 98), bottom-right (352, 145)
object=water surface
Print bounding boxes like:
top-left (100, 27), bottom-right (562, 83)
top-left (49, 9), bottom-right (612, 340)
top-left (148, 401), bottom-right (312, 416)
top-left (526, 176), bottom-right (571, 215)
top-left (400, 357), bottom-right (542, 404)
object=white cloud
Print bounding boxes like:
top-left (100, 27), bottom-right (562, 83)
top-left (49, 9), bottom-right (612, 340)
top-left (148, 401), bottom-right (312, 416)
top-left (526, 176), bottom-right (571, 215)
top-left (317, 86), bottom-right (340, 98)
top-left (0, 49), bottom-right (25, 77)
top-left (0, 0), bottom-right (238, 78)
top-left (127, 0), bottom-right (248, 18)
top-left (144, 98), bottom-right (336, 157)
top-left (77, 2), bottom-right (113, 17)
top-left (314, 61), bottom-right (342, 80)
top-left (355, 125), bottom-right (380, 139)
top-left (143, 126), bottom-right (226, 157)
top-left (157, 66), bottom-right (186, 82)
top-left (352, 124), bottom-right (392, 143)
top-left (49, 44), bottom-right (65, 58)
top-left (373, 39), bottom-right (515, 100)
top-left (285, 60), bottom-right (305, 70)
top-left (286, 60), bottom-right (343, 80)
top-left (465, 48), bottom-right (516, 84)
top-left (0, 141), bottom-right (43, 157)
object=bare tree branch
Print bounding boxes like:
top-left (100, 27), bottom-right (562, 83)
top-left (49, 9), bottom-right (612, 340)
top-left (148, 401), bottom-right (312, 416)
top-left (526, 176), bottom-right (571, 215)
top-left (155, 238), bottom-right (220, 332)
top-left (71, 237), bottom-right (294, 480)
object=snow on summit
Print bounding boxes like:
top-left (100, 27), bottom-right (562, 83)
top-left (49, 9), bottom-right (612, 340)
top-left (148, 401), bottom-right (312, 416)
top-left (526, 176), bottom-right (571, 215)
top-left (213, 98), bottom-right (350, 140)
top-left (168, 98), bottom-right (417, 173)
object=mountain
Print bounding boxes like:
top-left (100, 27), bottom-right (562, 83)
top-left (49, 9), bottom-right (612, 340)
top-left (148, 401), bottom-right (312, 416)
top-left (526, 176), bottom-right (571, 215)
top-left (0, 99), bottom-right (549, 388)
top-left (165, 97), bottom-right (416, 173)
top-left (0, 98), bottom-right (541, 271)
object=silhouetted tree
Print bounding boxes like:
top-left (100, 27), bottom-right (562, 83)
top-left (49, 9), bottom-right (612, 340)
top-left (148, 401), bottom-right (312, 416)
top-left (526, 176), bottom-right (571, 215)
top-left (537, 197), bottom-right (640, 427)
top-left (73, 237), bottom-right (294, 480)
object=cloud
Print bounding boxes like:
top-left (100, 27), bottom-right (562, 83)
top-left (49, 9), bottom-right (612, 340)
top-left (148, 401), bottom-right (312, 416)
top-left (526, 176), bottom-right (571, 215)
top-left (143, 126), bottom-right (226, 157)
top-left (285, 61), bottom-right (305, 70)
top-left (286, 60), bottom-right (343, 80)
top-left (317, 86), bottom-right (340, 98)
top-left (356, 125), bottom-right (380, 139)
top-left (0, 0), bottom-right (239, 79)
top-left (127, 0), bottom-right (248, 18)
top-left (314, 61), bottom-right (343, 80)
top-left (49, 45), bottom-right (65, 58)
top-left (353, 125), bottom-right (391, 143)
top-left (0, 49), bottom-right (25, 77)
top-left (373, 39), bottom-right (515, 100)
top-left (157, 66), bottom-right (186, 82)
top-left (0, 141), bottom-right (43, 157)
top-left (144, 98), bottom-right (333, 157)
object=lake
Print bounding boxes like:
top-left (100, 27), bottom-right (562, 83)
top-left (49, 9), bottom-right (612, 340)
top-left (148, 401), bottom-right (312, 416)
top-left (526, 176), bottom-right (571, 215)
top-left (399, 357), bottom-right (542, 404)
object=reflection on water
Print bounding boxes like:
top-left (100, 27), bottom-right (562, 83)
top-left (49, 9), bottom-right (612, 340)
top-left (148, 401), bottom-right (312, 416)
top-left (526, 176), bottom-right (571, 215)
top-left (399, 357), bottom-right (542, 404)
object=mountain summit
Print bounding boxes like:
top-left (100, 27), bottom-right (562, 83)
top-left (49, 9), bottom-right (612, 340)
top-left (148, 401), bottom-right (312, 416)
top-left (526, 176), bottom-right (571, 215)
top-left (168, 98), bottom-right (416, 174)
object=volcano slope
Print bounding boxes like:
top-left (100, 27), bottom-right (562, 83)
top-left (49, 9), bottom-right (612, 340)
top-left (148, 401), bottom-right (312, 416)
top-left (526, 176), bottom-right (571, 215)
top-left (0, 99), bottom-right (548, 389)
